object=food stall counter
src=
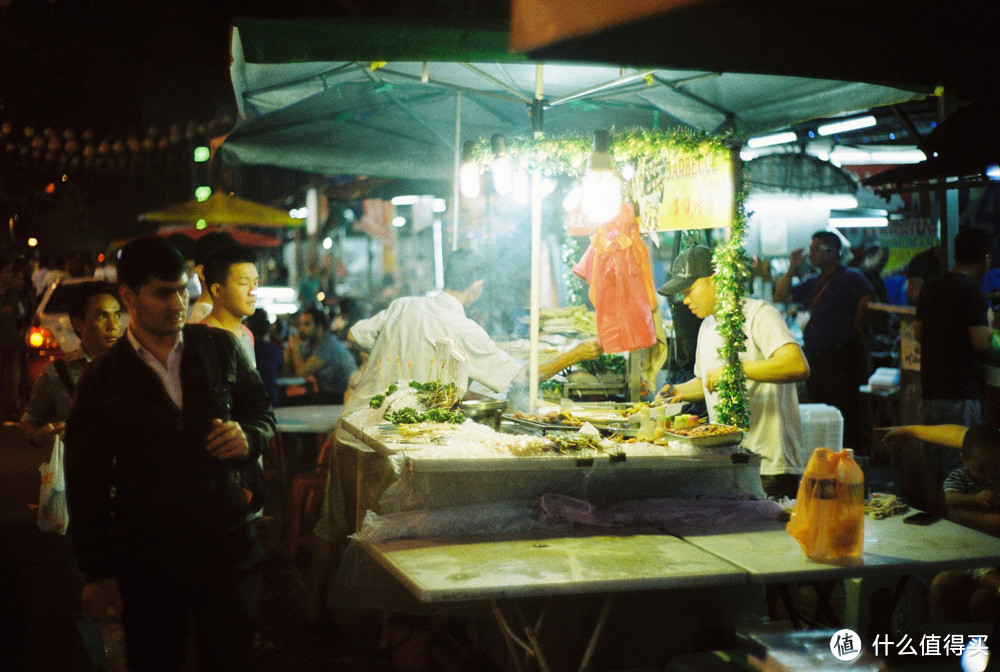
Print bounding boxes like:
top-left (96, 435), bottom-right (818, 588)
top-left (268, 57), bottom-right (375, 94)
top-left (339, 407), bottom-right (766, 514)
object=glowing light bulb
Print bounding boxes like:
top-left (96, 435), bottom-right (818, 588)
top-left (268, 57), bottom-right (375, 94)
top-left (490, 135), bottom-right (513, 196)
top-left (459, 161), bottom-right (481, 198)
top-left (581, 130), bottom-right (621, 223)
top-left (581, 171), bottom-right (621, 223)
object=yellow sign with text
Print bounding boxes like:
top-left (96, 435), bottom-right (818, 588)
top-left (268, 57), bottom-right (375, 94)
top-left (657, 150), bottom-right (732, 231)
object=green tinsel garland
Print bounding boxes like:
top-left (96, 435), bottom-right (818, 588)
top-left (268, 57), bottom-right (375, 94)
top-left (710, 186), bottom-right (751, 429)
top-left (561, 233), bottom-right (588, 305)
top-left (471, 128), bottom-right (748, 423)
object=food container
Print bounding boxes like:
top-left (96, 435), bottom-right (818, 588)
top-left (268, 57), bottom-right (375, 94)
top-left (459, 399), bottom-right (508, 431)
top-left (660, 424), bottom-right (745, 447)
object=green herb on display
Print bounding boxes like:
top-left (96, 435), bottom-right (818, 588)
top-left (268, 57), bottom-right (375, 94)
top-left (415, 381), bottom-right (460, 409)
top-left (370, 380), bottom-right (459, 411)
top-left (579, 354), bottom-right (626, 376)
top-left (386, 407), bottom-right (466, 425)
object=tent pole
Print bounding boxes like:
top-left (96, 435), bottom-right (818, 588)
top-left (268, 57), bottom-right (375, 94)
top-left (528, 64), bottom-right (544, 413)
top-left (452, 93), bottom-right (462, 252)
top-left (529, 169), bottom-right (542, 413)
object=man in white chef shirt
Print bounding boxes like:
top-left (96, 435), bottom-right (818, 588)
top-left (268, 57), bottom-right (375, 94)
top-left (657, 245), bottom-right (810, 499)
top-left (305, 248), bottom-right (600, 622)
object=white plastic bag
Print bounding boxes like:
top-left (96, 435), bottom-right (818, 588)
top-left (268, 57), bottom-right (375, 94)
top-left (37, 435), bottom-right (68, 534)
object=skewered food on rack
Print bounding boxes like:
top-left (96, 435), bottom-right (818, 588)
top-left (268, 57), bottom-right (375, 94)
top-left (511, 410), bottom-right (584, 427)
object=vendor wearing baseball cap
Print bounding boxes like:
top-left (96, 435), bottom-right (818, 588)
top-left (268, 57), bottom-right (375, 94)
top-left (657, 245), bottom-right (811, 499)
top-left (656, 244), bottom-right (716, 296)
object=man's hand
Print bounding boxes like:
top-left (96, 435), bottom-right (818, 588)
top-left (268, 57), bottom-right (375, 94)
top-left (655, 383), bottom-right (682, 404)
top-left (976, 490), bottom-right (1000, 510)
top-left (704, 367), bottom-right (723, 393)
top-left (881, 426), bottom-right (917, 452)
top-left (81, 577), bottom-right (123, 622)
top-left (206, 419), bottom-right (249, 460)
top-left (570, 339), bottom-right (602, 363)
top-left (30, 421), bottom-right (65, 448)
top-left (788, 248), bottom-right (805, 274)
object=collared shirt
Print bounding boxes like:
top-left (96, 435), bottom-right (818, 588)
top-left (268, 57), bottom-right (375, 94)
top-left (127, 327), bottom-right (184, 409)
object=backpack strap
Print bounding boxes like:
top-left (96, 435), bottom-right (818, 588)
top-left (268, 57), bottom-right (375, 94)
top-left (53, 358), bottom-right (76, 396)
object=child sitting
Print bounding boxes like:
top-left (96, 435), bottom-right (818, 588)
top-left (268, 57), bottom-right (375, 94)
top-left (928, 425), bottom-right (1000, 623)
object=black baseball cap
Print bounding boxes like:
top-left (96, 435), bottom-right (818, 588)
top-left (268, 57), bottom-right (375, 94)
top-left (657, 245), bottom-right (715, 296)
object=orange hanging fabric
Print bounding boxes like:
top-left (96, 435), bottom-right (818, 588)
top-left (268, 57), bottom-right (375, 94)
top-left (572, 204), bottom-right (657, 353)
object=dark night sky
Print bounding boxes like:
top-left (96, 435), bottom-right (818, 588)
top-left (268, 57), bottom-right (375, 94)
top-left (0, 0), bottom-right (236, 134)
top-left (0, 0), bottom-right (510, 134)
top-left (0, 0), bottom-right (510, 254)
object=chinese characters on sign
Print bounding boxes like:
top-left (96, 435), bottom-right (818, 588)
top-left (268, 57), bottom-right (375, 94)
top-left (657, 150), bottom-right (733, 232)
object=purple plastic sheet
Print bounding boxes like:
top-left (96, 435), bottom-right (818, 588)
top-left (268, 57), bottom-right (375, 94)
top-left (538, 493), bottom-right (784, 529)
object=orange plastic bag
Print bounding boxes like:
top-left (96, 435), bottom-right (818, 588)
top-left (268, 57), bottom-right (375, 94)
top-left (571, 204), bottom-right (657, 354)
top-left (786, 447), bottom-right (865, 561)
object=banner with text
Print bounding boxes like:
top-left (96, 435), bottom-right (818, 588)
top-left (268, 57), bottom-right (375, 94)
top-left (657, 150), bottom-right (732, 231)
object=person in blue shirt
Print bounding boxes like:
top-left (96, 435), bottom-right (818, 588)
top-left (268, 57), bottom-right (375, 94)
top-left (775, 231), bottom-right (875, 452)
top-left (285, 307), bottom-right (357, 404)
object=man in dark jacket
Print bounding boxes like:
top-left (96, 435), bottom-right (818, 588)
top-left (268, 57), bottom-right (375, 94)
top-left (65, 236), bottom-right (275, 672)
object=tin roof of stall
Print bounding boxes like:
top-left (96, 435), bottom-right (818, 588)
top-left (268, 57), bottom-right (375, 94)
top-left (219, 18), bottom-right (931, 180)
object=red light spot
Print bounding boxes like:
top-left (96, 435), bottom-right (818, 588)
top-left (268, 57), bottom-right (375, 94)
top-left (44, 183), bottom-right (55, 194)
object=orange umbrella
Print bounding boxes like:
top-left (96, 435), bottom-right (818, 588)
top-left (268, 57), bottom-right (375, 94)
top-left (139, 192), bottom-right (304, 228)
top-left (155, 225), bottom-right (283, 248)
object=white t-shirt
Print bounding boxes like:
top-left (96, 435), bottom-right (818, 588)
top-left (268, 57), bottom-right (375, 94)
top-left (695, 299), bottom-right (804, 476)
top-left (347, 292), bottom-right (522, 415)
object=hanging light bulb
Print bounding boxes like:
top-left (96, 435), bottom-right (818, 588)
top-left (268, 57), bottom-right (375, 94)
top-left (459, 141), bottom-right (481, 199)
top-left (490, 134), bottom-right (513, 196)
top-left (581, 130), bottom-right (621, 223)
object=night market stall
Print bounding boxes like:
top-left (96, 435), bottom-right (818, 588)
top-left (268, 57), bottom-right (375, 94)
top-left (216, 18), bottom-right (1000, 670)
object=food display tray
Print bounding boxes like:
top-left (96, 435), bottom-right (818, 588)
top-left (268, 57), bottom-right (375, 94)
top-left (660, 425), bottom-right (745, 447)
top-left (502, 414), bottom-right (638, 437)
top-left (502, 414), bottom-right (583, 433)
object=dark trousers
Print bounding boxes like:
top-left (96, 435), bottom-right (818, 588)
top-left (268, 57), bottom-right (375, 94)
top-left (116, 528), bottom-right (260, 672)
top-left (805, 337), bottom-right (866, 453)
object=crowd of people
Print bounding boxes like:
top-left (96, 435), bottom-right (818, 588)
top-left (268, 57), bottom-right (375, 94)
top-left (4, 233), bottom-right (366, 670)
